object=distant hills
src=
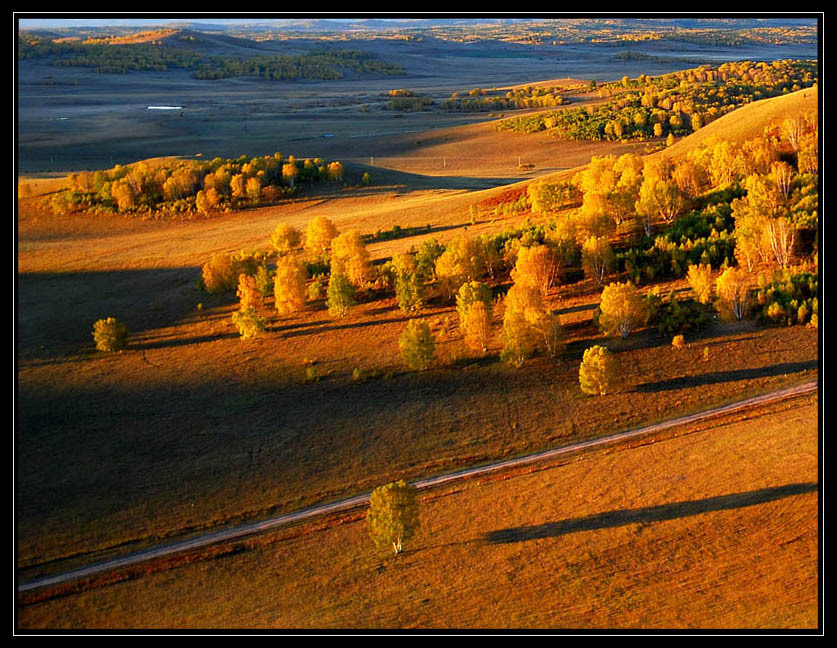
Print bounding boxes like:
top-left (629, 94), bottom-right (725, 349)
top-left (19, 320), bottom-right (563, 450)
top-left (18, 16), bottom-right (819, 34)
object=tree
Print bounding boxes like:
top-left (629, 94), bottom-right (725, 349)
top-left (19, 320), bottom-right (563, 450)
top-left (326, 270), bottom-right (355, 318)
top-left (581, 236), bottom-right (615, 285)
top-left (201, 252), bottom-right (239, 294)
top-left (327, 161), bottom-right (344, 182)
top-left (598, 282), bottom-right (649, 339)
top-left (399, 319), bottom-right (435, 371)
top-left (245, 176), bottom-right (262, 205)
top-left (270, 223), bottom-right (302, 256)
top-left (92, 317), bottom-right (129, 352)
top-left (463, 300), bottom-right (492, 354)
top-left (366, 480), bottom-right (420, 555)
top-left (635, 158), bottom-right (685, 235)
top-left (273, 255), bottom-right (308, 316)
top-left (304, 215), bottom-right (339, 258)
top-left (687, 263), bottom-right (714, 305)
top-left (282, 163), bottom-right (297, 188)
top-left (579, 345), bottom-right (617, 396)
top-left (500, 283), bottom-right (544, 367)
top-left (330, 230), bottom-right (372, 287)
top-left (715, 266), bottom-right (752, 321)
top-left (455, 281), bottom-right (493, 332)
top-left (236, 273), bottom-right (263, 312)
top-left (511, 244), bottom-right (563, 297)
top-left (434, 235), bottom-right (483, 300)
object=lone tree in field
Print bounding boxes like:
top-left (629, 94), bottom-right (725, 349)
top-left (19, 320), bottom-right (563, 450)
top-left (92, 317), bottom-right (129, 352)
top-left (597, 281), bottom-right (649, 339)
top-left (579, 345), bottom-right (617, 396)
top-left (366, 480), bottom-right (420, 555)
top-left (399, 319), bottom-right (435, 371)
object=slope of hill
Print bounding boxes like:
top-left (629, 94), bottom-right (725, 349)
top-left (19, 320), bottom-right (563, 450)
top-left (661, 86), bottom-right (818, 162)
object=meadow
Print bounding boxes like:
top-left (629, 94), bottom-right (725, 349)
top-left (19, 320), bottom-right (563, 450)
top-left (16, 22), bottom-right (820, 631)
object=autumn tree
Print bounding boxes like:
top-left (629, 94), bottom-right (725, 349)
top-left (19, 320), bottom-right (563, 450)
top-left (686, 263), bottom-right (714, 305)
top-left (327, 161), bottom-right (344, 182)
top-left (511, 244), bottom-right (563, 297)
top-left (201, 252), bottom-right (239, 294)
top-left (597, 282), bottom-right (649, 339)
top-left (236, 273), bottom-right (263, 312)
top-left (434, 235), bottom-right (483, 300)
top-left (500, 283), bottom-right (556, 367)
top-left (366, 480), bottom-right (420, 555)
top-left (273, 255), bottom-right (308, 317)
top-left (399, 319), bottom-right (435, 371)
top-left (270, 223), bottom-right (302, 256)
top-left (330, 230), bottom-right (372, 287)
top-left (282, 163), bottom-right (298, 188)
top-left (326, 270), bottom-right (355, 318)
top-left (304, 215), bottom-right (339, 259)
top-left (579, 345), bottom-right (617, 396)
top-left (393, 252), bottom-right (424, 313)
top-left (581, 236), bottom-right (615, 285)
top-left (463, 300), bottom-right (492, 354)
top-left (715, 266), bottom-right (752, 321)
top-left (455, 281), bottom-right (493, 332)
top-left (635, 158), bottom-right (686, 236)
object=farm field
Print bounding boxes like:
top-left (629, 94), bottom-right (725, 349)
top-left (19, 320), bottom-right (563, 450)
top-left (16, 17), bottom-right (820, 632)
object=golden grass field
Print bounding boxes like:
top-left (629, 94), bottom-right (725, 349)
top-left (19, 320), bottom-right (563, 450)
top-left (16, 47), bottom-right (820, 631)
top-left (17, 392), bottom-right (818, 630)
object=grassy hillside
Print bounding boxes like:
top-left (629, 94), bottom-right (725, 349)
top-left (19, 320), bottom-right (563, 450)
top-left (662, 87), bottom-right (818, 162)
top-left (17, 393), bottom-right (818, 629)
top-left (16, 70), bottom-right (819, 631)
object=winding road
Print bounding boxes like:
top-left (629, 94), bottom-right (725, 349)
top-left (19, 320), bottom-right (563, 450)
top-left (17, 380), bottom-right (818, 595)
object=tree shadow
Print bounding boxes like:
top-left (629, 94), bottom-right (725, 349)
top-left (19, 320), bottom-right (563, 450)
top-left (634, 360), bottom-right (818, 393)
top-left (484, 482), bottom-right (818, 545)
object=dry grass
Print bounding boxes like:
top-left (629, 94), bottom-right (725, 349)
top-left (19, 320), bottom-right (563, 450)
top-left (16, 78), bottom-right (820, 630)
top-left (17, 394), bottom-right (818, 630)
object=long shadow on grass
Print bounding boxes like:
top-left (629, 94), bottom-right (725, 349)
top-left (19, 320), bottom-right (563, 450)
top-left (484, 482), bottom-right (818, 545)
top-left (634, 360), bottom-right (818, 393)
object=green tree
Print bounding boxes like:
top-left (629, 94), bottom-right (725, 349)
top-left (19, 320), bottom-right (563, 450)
top-left (326, 270), bottom-right (355, 318)
top-left (399, 319), bottom-right (435, 371)
top-left (366, 480), bottom-right (420, 555)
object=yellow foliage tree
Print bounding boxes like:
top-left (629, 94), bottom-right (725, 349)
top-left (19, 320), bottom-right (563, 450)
top-left (304, 215), bottom-right (339, 258)
top-left (270, 223), bottom-right (302, 256)
top-left (598, 282), bottom-right (649, 339)
top-left (579, 345), bottom-right (617, 396)
top-left (463, 300), bottom-right (492, 354)
top-left (511, 244), bottom-right (563, 298)
top-left (715, 266), bottom-right (752, 320)
top-left (236, 273), bottom-right (263, 312)
top-left (330, 230), bottom-right (372, 287)
top-left (273, 255), bottom-right (309, 317)
top-left (581, 236), bottom-right (615, 285)
top-left (686, 263), bottom-right (714, 305)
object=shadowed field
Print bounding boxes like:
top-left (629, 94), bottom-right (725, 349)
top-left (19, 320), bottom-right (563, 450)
top-left (17, 395), bottom-right (818, 630)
